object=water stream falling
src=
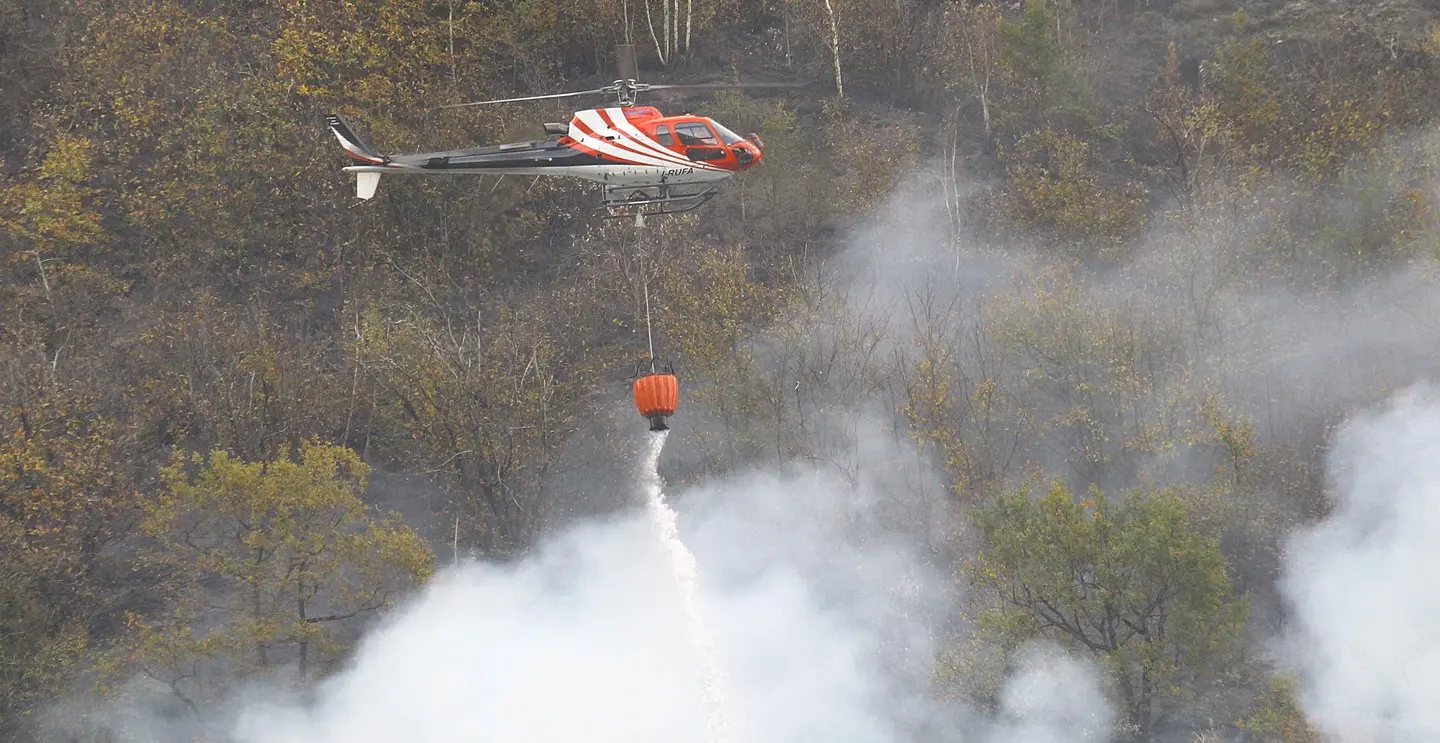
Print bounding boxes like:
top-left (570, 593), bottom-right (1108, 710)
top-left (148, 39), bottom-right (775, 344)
top-left (640, 431), bottom-right (732, 743)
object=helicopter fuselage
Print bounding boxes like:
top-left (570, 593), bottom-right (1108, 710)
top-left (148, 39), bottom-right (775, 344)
top-left (328, 106), bottom-right (763, 202)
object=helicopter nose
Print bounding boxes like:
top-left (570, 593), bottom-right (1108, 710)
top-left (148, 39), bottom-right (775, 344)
top-left (734, 144), bottom-right (759, 168)
top-left (740, 135), bottom-right (764, 168)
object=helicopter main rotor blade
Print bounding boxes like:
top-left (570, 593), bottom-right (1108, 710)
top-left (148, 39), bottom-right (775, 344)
top-left (439, 87), bottom-right (611, 109)
top-left (644, 82), bottom-right (808, 91)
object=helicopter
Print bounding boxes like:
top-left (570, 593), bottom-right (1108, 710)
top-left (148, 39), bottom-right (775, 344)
top-left (326, 48), bottom-right (802, 219)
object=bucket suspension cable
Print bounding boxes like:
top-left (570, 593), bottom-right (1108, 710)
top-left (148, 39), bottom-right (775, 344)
top-left (642, 245), bottom-right (656, 375)
top-left (631, 225), bottom-right (677, 433)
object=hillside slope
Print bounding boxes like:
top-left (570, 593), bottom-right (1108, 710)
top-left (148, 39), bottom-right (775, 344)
top-left (5, 0), bottom-right (1440, 741)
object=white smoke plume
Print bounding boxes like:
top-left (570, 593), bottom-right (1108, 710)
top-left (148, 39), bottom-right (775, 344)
top-left (985, 642), bottom-right (1116, 743)
top-left (53, 425), bottom-right (1117, 743)
top-left (1279, 382), bottom-right (1440, 741)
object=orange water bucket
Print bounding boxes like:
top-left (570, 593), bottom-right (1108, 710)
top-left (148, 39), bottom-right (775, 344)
top-left (633, 373), bottom-right (679, 431)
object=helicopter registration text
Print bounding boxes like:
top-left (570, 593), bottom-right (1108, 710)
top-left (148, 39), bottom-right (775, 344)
top-left (662, 167), bottom-right (695, 177)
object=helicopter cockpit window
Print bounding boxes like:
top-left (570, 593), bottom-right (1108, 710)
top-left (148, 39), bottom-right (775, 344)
top-left (655, 125), bottom-right (674, 146)
top-left (708, 120), bottom-right (746, 145)
top-left (675, 123), bottom-right (718, 146)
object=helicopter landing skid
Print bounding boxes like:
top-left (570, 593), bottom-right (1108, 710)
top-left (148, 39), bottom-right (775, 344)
top-left (598, 183), bottom-right (721, 220)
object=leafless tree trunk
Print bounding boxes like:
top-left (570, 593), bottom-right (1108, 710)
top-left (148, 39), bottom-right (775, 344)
top-left (966, 40), bottom-right (991, 139)
top-left (940, 107), bottom-right (964, 274)
top-left (447, 0), bottom-right (456, 83)
top-left (784, 8), bottom-right (793, 68)
top-left (623, 0), bottom-right (633, 47)
top-left (32, 251), bottom-right (52, 302)
top-left (822, 0), bottom-right (843, 98)
top-left (645, 0), bottom-right (666, 65)
top-left (957, 3), bottom-right (999, 140)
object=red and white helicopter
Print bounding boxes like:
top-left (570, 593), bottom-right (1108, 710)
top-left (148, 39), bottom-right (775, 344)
top-left (326, 64), bottom-right (800, 219)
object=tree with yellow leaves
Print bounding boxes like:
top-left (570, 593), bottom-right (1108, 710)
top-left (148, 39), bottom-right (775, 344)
top-left (107, 440), bottom-right (433, 712)
top-left (0, 380), bottom-right (139, 740)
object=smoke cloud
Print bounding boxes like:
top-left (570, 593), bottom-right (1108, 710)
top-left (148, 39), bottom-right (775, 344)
top-left (986, 642), bottom-right (1116, 743)
top-left (1278, 382), bottom-right (1440, 740)
top-left (55, 427), bottom-right (1117, 743)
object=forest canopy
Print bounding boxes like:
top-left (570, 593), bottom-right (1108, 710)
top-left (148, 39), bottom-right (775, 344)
top-left (5, 0), bottom-right (1440, 741)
